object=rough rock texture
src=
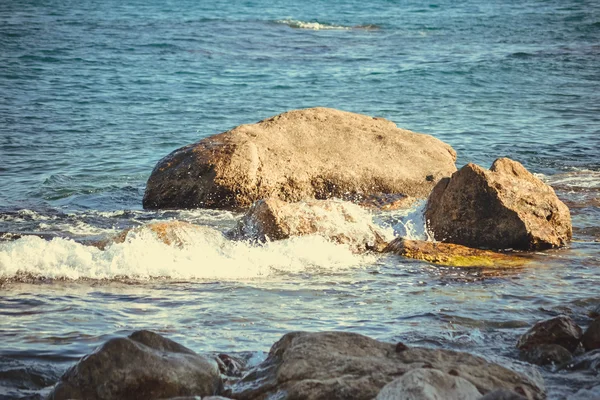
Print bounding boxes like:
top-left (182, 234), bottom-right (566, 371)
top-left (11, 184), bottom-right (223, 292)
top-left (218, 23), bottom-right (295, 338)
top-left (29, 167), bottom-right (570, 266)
top-left (582, 318), bottom-right (600, 352)
top-left (374, 368), bottom-right (481, 400)
top-left (226, 331), bottom-right (544, 400)
top-left (425, 158), bottom-right (572, 250)
top-left (358, 193), bottom-right (416, 211)
top-left (517, 316), bottom-right (583, 353)
top-left (228, 198), bottom-right (387, 253)
top-left (383, 237), bottom-right (528, 268)
top-left (143, 108), bottom-right (457, 209)
top-left (96, 221), bottom-right (220, 250)
top-left (49, 330), bottom-right (222, 400)
top-left (479, 389), bottom-right (528, 400)
top-left (521, 344), bottom-right (572, 366)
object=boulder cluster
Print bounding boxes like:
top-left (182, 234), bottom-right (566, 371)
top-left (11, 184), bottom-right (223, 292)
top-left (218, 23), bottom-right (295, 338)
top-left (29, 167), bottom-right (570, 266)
top-left (137, 107), bottom-right (571, 263)
top-left (48, 330), bottom-right (544, 400)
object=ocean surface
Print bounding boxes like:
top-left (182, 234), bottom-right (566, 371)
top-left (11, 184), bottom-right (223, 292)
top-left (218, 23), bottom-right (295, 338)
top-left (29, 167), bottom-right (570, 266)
top-left (1, 0), bottom-right (599, 398)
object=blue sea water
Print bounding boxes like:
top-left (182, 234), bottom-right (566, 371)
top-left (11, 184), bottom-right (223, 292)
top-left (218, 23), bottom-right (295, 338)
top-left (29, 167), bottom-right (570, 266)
top-left (1, 0), bottom-right (599, 398)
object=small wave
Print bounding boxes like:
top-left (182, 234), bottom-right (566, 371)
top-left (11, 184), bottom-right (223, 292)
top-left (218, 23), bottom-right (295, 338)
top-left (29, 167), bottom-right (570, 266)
top-left (0, 228), bottom-right (375, 282)
top-left (274, 19), bottom-right (378, 31)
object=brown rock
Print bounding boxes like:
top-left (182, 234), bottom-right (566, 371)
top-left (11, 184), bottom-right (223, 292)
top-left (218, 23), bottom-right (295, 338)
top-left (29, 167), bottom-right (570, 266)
top-left (521, 344), bottom-right (573, 366)
top-left (49, 330), bottom-right (222, 400)
top-left (226, 331), bottom-right (544, 400)
top-left (96, 221), bottom-right (219, 250)
top-left (228, 198), bottom-right (387, 253)
top-left (582, 318), bottom-right (600, 351)
top-left (374, 368), bottom-right (481, 400)
top-left (425, 158), bottom-right (572, 250)
top-left (383, 237), bottom-right (528, 268)
top-left (517, 315), bottom-right (583, 353)
top-left (143, 108), bottom-right (457, 210)
top-left (358, 193), bottom-right (416, 211)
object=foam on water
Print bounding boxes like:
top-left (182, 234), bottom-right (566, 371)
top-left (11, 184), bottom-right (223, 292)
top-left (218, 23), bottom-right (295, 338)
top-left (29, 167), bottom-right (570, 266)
top-left (275, 19), bottom-right (353, 31)
top-left (0, 227), bottom-right (376, 282)
top-left (391, 201), bottom-right (432, 241)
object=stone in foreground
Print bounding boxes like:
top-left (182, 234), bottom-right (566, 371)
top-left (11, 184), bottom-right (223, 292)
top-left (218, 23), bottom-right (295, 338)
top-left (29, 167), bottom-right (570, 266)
top-left (375, 368), bottom-right (481, 400)
top-left (143, 107), bottom-right (457, 209)
top-left (49, 330), bottom-right (222, 400)
top-left (228, 198), bottom-right (387, 252)
top-left (425, 158), bottom-right (572, 250)
top-left (226, 331), bottom-right (544, 400)
top-left (517, 315), bottom-right (583, 353)
top-left (384, 237), bottom-right (528, 268)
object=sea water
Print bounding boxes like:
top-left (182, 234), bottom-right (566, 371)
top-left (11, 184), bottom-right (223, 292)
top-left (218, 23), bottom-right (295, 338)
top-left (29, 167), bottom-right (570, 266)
top-left (1, 0), bottom-right (599, 398)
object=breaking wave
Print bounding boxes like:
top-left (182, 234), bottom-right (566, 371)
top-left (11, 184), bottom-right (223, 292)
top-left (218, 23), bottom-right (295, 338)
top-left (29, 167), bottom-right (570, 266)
top-left (274, 19), bottom-right (379, 31)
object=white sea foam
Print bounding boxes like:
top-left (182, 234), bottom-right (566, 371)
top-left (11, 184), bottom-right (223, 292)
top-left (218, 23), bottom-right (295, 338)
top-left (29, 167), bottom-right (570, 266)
top-left (391, 200), bottom-right (432, 241)
top-left (0, 226), bottom-right (375, 281)
top-left (275, 19), bottom-right (352, 31)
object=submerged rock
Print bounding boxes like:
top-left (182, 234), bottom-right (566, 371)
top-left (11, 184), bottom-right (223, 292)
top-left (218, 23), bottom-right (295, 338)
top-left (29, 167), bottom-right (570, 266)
top-left (517, 315), bottom-right (583, 354)
top-left (562, 349), bottom-right (600, 372)
top-left (49, 330), bottom-right (222, 400)
top-left (228, 198), bottom-right (387, 253)
top-left (425, 158), bottom-right (572, 250)
top-left (383, 237), bottom-right (528, 267)
top-left (582, 317), bottom-right (600, 351)
top-left (521, 344), bottom-right (573, 366)
top-left (375, 368), bottom-right (481, 400)
top-left (143, 107), bottom-right (457, 209)
top-left (226, 331), bottom-right (544, 400)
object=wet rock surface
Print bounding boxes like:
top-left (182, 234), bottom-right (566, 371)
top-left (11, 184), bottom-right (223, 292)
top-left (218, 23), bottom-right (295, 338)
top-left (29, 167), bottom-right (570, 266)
top-left (143, 107), bottom-right (457, 209)
top-left (226, 331), bottom-right (544, 400)
top-left (582, 317), bottom-right (600, 351)
top-left (48, 330), bottom-right (222, 400)
top-left (517, 315), bottom-right (583, 353)
top-left (521, 344), bottom-right (573, 366)
top-left (228, 198), bottom-right (387, 253)
top-left (374, 368), bottom-right (481, 400)
top-left (425, 158), bottom-right (572, 250)
top-left (383, 237), bottom-right (528, 267)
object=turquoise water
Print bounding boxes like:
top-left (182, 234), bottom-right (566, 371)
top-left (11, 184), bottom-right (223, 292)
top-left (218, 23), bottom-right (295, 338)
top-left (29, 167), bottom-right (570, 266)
top-left (1, 0), bottom-right (599, 398)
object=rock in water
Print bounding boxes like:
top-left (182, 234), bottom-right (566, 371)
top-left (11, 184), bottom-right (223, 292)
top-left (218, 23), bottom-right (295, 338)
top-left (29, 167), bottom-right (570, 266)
top-left (95, 221), bottom-right (222, 250)
top-left (143, 108), bottom-right (457, 209)
top-left (228, 198), bottom-right (387, 252)
top-left (425, 158), bottom-right (572, 250)
top-left (49, 330), bottom-right (222, 400)
top-left (517, 315), bottom-right (583, 354)
top-left (226, 331), bottom-right (544, 400)
top-left (521, 344), bottom-right (573, 367)
top-left (582, 318), bottom-right (600, 351)
top-left (375, 368), bottom-right (481, 400)
top-left (384, 237), bottom-right (528, 267)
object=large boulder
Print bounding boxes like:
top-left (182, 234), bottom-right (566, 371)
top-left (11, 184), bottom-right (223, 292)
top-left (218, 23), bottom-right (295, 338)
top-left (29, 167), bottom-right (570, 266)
top-left (49, 330), bottom-right (222, 400)
top-left (516, 315), bottom-right (583, 354)
top-left (228, 198), bottom-right (387, 252)
top-left (425, 158), bottom-right (572, 250)
top-left (143, 108), bottom-right (457, 209)
top-left (384, 237), bottom-right (528, 268)
top-left (226, 331), bottom-right (544, 400)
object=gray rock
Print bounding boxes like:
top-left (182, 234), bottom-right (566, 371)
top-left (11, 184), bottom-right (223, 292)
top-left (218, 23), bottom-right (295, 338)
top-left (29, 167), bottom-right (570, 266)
top-left (582, 317), bottom-right (600, 351)
top-left (425, 158), bottom-right (572, 250)
top-left (375, 368), bottom-right (481, 400)
top-left (562, 349), bottom-right (600, 372)
top-left (226, 331), bottom-right (544, 400)
top-left (143, 107), bottom-right (456, 209)
top-left (521, 344), bottom-right (573, 366)
top-left (48, 330), bottom-right (222, 400)
top-left (517, 315), bottom-right (583, 353)
top-left (479, 389), bottom-right (528, 400)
